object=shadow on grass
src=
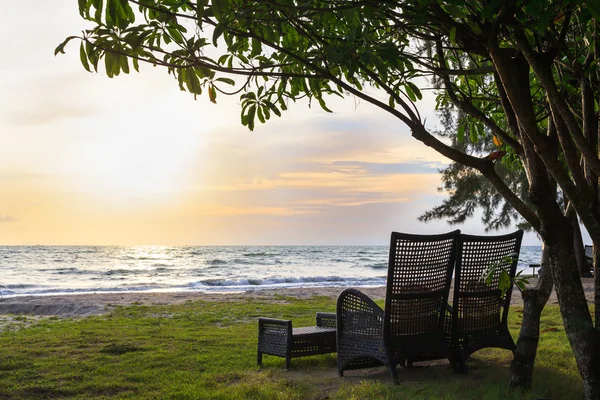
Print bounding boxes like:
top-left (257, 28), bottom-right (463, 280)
top-left (259, 351), bottom-right (582, 400)
top-left (99, 342), bottom-right (145, 355)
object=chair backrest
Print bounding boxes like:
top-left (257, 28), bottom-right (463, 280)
top-left (451, 230), bottom-right (523, 334)
top-left (383, 230), bottom-right (460, 341)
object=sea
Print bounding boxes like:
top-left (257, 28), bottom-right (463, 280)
top-left (0, 245), bottom-right (543, 297)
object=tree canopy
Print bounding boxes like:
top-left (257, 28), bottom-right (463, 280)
top-left (60, 0), bottom-right (600, 397)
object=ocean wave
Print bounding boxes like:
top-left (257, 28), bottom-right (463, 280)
top-left (150, 263), bottom-right (173, 268)
top-left (0, 245), bottom-right (542, 297)
top-left (205, 259), bottom-right (227, 265)
top-left (152, 267), bottom-right (172, 273)
top-left (103, 269), bottom-right (139, 276)
top-left (242, 252), bottom-right (276, 257)
top-left (0, 282), bottom-right (181, 297)
top-left (38, 267), bottom-right (86, 275)
top-left (191, 275), bottom-right (386, 289)
top-left (232, 258), bottom-right (254, 265)
top-left (0, 283), bottom-right (41, 289)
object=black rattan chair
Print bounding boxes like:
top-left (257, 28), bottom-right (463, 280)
top-left (447, 230), bottom-right (523, 371)
top-left (336, 230), bottom-right (460, 383)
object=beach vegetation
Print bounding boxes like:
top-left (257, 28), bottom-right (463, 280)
top-left (0, 298), bottom-right (585, 399)
top-left (58, 0), bottom-right (600, 396)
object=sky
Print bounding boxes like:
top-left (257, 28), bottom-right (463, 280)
top-left (0, 2), bottom-right (547, 246)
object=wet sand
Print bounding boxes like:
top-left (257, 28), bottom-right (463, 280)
top-left (0, 277), bottom-right (595, 319)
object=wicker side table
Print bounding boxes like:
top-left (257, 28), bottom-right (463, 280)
top-left (257, 312), bottom-right (337, 369)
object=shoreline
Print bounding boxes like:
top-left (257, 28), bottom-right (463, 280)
top-left (0, 277), bottom-right (595, 318)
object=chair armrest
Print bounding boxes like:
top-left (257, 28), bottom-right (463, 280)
top-left (337, 288), bottom-right (384, 336)
top-left (258, 318), bottom-right (292, 334)
top-left (316, 312), bottom-right (336, 328)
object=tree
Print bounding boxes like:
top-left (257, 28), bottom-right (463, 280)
top-left (422, 101), bottom-right (591, 277)
top-left (59, 1), bottom-right (600, 397)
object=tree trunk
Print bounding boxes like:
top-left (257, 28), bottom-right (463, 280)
top-left (595, 245), bottom-right (600, 332)
top-left (569, 208), bottom-right (591, 277)
top-left (548, 226), bottom-right (600, 400)
top-left (510, 243), bottom-right (553, 390)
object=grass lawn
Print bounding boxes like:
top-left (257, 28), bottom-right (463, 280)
top-left (0, 295), bottom-right (583, 399)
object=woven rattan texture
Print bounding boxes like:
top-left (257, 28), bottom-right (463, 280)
top-left (449, 230), bottom-right (523, 367)
top-left (257, 313), bottom-right (336, 369)
top-left (337, 231), bottom-right (460, 383)
top-left (337, 288), bottom-right (387, 375)
top-left (390, 237), bottom-right (455, 295)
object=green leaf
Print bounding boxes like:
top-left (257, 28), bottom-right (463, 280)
top-left (481, 0), bottom-right (503, 20)
top-left (120, 54), bottom-right (130, 74)
top-left (469, 122), bottom-right (479, 142)
top-left (484, 266), bottom-right (495, 285)
top-left (264, 101), bottom-right (281, 117)
top-left (112, 54), bottom-right (122, 76)
top-left (257, 106), bottom-right (265, 123)
top-left (196, 0), bottom-right (207, 26)
top-left (212, 0), bottom-right (225, 20)
top-left (406, 82), bottom-right (422, 100)
top-left (457, 121), bottom-right (465, 143)
top-left (404, 84), bottom-right (416, 102)
top-left (587, 0), bottom-right (600, 21)
top-left (104, 53), bottom-right (114, 78)
top-left (212, 23), bottom-right (226, 46)
top-left (247, 105), bottom-right (256, 131)
top-left (498, 269), bottom-right (510, 292)
top-left (79, 42), bottom-right (91, 72)
top-left (317, 97), bottom-right (332, 113)
top-left (78, 0), bottom-right (87, 15)
top-left (106, 0), bottom-right (117, 28)
top-left (444, 4), bottom-right (467, 19)
top-left (94, 0), bottom-right (104, 22)
top-left (167, 26), bottom-right (184, 44)
top-left (215, 77), bottom-right (235, 85)
top-left (114, 0), bottom-right (128, 22)
top-left (251, 38), bottom-right (262, 57)
top-left (449, 26), bottom-right (456, 44)
top-left (523, 28), bottom-right (536, 47)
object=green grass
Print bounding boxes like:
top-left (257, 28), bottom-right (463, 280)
top-left (0, 296), bottom-right (584, 399)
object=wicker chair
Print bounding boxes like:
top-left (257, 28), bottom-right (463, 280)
top-left (447, 230), bottom-right (523, 371)
top-left (336, 230), bottom-right (460, 383)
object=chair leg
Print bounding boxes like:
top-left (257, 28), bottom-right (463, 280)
top-left (257, 351), bottom-right (263, 367)
top-left (387, 364), bottom-right (399, 385)
top-left (447, 352), bottom-right (460, 372)
top-left (455, 352), bottom-right (468, 373)
top-left (285, 356), bottom-right (291, 370)
top-left (386, 351), bottom-right (399, 384)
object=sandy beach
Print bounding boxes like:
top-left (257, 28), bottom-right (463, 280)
top-left (0, 277), bottom-right (595, 321)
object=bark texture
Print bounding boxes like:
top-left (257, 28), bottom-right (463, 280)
top-left (549, 229), bottom-right (600, 400)
top-left (509, 244), bottom-right (553, 390)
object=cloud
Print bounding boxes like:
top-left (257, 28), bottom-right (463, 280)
top-left (1, 73), bottom-right (99, 128)
top-left (0, 214), bottom-right (17, 222)
top-left (7, 104), bottom-right (96, 127)
top-left (331, 160), bottom-right (446, 174)
top-left (199, 205), bottom-right (318, 216)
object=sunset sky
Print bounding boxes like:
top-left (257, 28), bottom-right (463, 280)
top-left (0, 2), bottom-right (547, 246)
